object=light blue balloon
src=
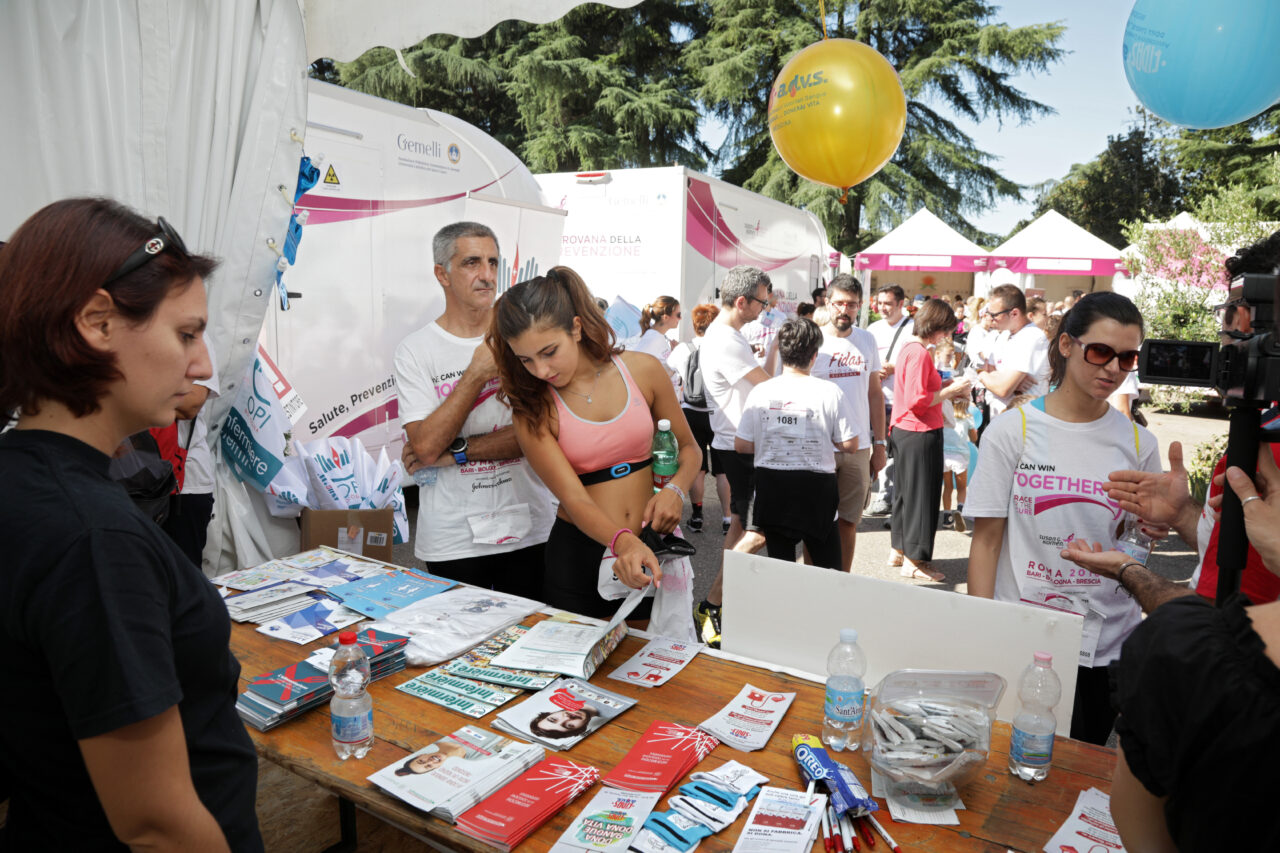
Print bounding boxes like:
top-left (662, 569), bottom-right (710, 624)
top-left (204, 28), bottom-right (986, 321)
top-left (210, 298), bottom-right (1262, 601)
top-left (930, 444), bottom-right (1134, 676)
top-left (1123, 0), bottom-right (1280, 129)
top-left (967, 441), bottom-right (980, 481)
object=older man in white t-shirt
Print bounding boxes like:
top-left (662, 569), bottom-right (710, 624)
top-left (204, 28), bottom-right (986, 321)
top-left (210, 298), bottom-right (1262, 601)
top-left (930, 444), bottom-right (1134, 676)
top-left (810, 274), bottom-right (886, 569)
top-left (977, 283), bottom-right (1050, 418)
top-left (694, 265), bottom-right (772, 647)
top-left (396, 222), bottom-right (554, 600)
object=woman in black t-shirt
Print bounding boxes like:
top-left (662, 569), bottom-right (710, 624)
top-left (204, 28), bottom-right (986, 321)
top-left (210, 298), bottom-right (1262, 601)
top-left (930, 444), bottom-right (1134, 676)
top-left (0, 199), bottom-right (262, 850)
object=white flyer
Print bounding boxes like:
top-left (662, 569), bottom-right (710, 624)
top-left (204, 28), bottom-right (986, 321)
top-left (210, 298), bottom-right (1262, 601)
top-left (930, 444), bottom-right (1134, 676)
top-left (1043, 787), bottom-right (1126, 853)
top-left (607, 637), bottom-right (702, 688)
top-left (731, 787), bottom-right (826, 853)
top-left (697, 684), bottom-right (796, 752)
top-left (549, 788), bottom-right (663, 851)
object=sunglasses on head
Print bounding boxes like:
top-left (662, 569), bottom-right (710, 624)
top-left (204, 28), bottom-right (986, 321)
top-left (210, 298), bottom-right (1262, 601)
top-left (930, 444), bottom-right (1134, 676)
top-left (105, 217), bottom-right (189, 285)
top-left (1071, 336), bottom-right (1140, 371)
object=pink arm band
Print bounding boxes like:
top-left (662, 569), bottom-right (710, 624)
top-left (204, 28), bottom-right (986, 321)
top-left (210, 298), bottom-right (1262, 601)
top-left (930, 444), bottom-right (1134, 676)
top-left (609, 528), bottom-right (633, 558)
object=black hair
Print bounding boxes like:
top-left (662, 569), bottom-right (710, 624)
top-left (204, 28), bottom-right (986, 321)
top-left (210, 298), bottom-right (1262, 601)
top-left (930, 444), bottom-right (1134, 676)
top-left (778, 318), bottom-right (823, 368)
top-left (828, 273), bottom-right (862, 298)
top-left (1049, 292), bottom-right (1143, 387)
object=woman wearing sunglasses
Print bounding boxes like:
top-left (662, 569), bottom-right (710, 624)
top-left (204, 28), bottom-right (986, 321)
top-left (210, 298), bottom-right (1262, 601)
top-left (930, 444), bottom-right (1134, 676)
top-left (0, 199), bottom-right (262, 850)
top-left (966, 292), bottom-right (1161, 746)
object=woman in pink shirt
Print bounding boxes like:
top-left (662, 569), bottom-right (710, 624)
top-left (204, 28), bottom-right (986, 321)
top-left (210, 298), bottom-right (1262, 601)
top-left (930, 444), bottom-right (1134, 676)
top-left (889, 299), bottom-right (972, 580)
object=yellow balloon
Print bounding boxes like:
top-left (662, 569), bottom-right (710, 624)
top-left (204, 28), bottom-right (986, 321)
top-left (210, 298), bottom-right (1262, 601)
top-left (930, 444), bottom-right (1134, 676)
top-left (768, 39), bottom-right (907, 190)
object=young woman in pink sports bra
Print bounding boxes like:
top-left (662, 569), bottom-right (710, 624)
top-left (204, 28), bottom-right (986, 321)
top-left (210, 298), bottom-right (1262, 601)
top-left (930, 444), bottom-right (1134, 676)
top-left (487, 267), bottom-right (701, 619)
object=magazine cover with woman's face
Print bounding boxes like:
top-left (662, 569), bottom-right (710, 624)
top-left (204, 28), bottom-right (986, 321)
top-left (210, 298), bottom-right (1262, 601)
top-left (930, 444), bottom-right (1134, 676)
top-left (495, 678), bottom-right (636, 751)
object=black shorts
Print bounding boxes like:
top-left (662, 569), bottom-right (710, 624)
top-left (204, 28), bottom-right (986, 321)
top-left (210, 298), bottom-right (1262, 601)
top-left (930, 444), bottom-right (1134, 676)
top-left (682, 407), bottom-right (718, 474)
top-left (543, 517), bottom-right (652, 621)
top-left (427, 543), bottom-right (546, 602)
top-left (711, 448), bottom-right (755, 521)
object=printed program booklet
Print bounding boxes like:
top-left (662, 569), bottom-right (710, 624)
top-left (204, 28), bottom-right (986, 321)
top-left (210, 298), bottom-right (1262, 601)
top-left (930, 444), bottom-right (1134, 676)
top-left (488, 587), bottom-right (645, 679)
top-left (731, 787), bottom-right (827, 853)
top-left (367, 725), bottom-right (544, 823)
top-left (456, 757), bottom-right (600, 852)
top-left (443, 624), bottom-right (559, 691)
top-left (493, 678), bottom-right (636, 751)
top-left (698, 684), bottom-right (797, 752)
top-left (549, 788), bottom-right (663, 852)
top-left (600, 720), bottom-right (720, 793)
top-left (327, 569), bottom-right (456, 620)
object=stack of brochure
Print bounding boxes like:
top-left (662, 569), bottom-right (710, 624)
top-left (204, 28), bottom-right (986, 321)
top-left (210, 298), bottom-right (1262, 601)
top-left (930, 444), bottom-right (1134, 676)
top-left (601, 721), bottom-right (720, 793)
top-left (442, 625), bottom-right (559, 692)
top-left (549, 788), bottom-right (663, 852)
top-left (235, 627), bottom-right (409, 731)
top-left (492, 678), bottom-right (635, 752)
top-left (732, 787), bottom-right (827, 853)
top-left (395, 667), bottom-right (524, 719)
top-left (456, 757), bottom-right (600, 851)
top-left (224, 581), bottom-right (324, 623)
top-left (367, 726), bottom-right (545, 823)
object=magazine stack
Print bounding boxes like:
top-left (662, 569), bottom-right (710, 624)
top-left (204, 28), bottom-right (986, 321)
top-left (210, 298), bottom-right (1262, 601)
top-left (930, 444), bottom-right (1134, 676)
top-left (236, 627), bottom-right (409, 731)
top-left (367, 726), bottom-right (544, 822)
top-left (492, 678), bottom-right (636, 751)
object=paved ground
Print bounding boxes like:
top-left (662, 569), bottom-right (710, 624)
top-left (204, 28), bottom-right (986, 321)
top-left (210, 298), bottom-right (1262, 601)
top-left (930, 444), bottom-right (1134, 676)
top-left (394, 409), bottom-right (1229, 600)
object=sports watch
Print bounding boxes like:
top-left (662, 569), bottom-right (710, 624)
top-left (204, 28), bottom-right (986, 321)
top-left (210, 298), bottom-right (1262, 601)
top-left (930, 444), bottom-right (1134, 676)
top-left (449, 436), bottom-right (469, 465)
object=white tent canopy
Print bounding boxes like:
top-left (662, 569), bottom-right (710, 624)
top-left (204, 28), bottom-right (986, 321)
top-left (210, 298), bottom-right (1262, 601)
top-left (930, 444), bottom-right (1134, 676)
top-left (0, 0), bottom-right (644, 572)
top-left (991, 209), bottom-right (1125, 277)
top-left (860, 206), bottom-right (988, 266)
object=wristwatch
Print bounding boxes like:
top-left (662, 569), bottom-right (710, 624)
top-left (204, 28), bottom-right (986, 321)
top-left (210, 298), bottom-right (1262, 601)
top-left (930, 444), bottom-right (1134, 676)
top-left (872, 439), bottom-right (888, 447)
top-left (449, 436), bottom-right (469, 465)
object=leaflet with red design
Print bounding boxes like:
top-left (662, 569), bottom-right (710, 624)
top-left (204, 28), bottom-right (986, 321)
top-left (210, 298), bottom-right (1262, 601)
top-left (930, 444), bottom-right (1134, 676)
top-left (600, 720), bottom-right (720, 793)
top-left (697, 683), bottom-right (797, 752)
top-left (455, 757), bottom-right (601, 852)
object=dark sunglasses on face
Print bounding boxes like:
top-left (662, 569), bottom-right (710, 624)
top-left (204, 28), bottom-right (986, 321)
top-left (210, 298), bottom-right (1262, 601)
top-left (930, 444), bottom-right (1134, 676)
top-left (747, 295), bottom-right (768, 307)
top-left (1071, 336), bottom-right (1140, 371)
top-left (105, 216), bottom-right (190, 284)
top-left (985, 306), bottom-right (1014, 319)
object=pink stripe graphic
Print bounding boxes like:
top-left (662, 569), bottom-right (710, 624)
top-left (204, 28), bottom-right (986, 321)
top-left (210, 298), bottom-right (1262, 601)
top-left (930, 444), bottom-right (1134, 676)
top-left (685, 179), bottom-right (803, 272)
top-left (332, 399), bottom-right (399, 439)
top-left (298, 167), bottom-right (517, 225)
top-left (1034, 493), bottom-right (1121, 520)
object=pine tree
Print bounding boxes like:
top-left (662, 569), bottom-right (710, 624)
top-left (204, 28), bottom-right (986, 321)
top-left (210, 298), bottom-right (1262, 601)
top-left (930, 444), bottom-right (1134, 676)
top-left (690, 0), bottom-right (1066, 253)
top-left (328, 2), bottom-right (708, 172)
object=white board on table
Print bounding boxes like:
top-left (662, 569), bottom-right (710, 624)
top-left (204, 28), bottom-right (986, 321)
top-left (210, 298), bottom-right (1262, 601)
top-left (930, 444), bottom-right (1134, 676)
top-left (721, 550), bottom-right (1083, 734)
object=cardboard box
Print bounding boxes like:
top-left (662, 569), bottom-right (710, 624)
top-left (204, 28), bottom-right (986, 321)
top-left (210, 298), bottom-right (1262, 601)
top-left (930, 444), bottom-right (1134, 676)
top-left (300, 508), bottom-right (395, 563)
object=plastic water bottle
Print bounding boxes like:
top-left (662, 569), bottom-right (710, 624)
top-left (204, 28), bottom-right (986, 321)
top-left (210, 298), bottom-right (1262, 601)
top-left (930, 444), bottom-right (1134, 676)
top-left (652, 418), bottom-right (678, 491)
top-left (821, 629), bottom-right (867, 751)
top-left (1009, 651), bottom-right (1061, 782)
top-left (412, 466), bottom-right (438, 487)
top-left (1115, 516), bottom-right (1153, 564)
top-left (329, 630), bottom-right (374, 760)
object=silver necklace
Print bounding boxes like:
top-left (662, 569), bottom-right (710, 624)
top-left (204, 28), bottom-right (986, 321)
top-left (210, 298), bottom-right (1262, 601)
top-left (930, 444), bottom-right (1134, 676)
top-left (561, 367), bottom-right (603, 403)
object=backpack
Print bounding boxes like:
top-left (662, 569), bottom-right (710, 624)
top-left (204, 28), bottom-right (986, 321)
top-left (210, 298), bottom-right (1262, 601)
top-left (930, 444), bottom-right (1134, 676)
top-left (682, 342), bottom-right (708, 408)
top-left (109, 430), bottom-right (178, 524)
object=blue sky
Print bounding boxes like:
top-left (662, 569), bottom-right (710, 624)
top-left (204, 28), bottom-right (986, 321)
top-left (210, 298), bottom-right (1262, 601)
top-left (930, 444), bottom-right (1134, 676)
top-left (960, 0), bottom-right (1142, 239)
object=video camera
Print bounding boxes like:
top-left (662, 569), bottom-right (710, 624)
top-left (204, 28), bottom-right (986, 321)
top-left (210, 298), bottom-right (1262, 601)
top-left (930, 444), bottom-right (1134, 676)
top-left (1139, 273), bottom-right (1280, 404)
top-left (1137, 272), bottom-right (1280, 602)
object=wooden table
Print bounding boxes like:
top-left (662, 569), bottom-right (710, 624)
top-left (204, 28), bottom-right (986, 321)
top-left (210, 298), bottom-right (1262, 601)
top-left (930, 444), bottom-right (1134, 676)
top-left (233, 619), bottom-right (1115, 852)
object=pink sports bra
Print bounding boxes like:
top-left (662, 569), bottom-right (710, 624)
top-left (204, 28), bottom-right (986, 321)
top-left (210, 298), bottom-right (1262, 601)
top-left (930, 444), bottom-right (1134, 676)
top-left (552, 356), bottom-right (654, 477)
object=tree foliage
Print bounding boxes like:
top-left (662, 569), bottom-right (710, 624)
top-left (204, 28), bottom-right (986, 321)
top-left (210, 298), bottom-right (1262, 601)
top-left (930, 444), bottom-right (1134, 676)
top-left (1171, 107), bottom-right (1280, 218)
top-left (324, 2), bottom-right (708, 172)
top-left (1022, 126), bottom-right (1181, 250)
top-left (315, 1), bottom-right (1066, 255)
top-left (690, 0), bottom-right (1066, 253)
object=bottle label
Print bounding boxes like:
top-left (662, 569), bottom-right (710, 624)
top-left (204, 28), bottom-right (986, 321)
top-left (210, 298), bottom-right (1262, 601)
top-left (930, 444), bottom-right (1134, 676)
top-left (332, 709), bottom-right (374, 744)
top-left (1010, 726), bottom-right (1053, 767)
top-left (824, 685), bottom-right (864, 725)
top-left (1114, 539), bottom-right (1151, 563)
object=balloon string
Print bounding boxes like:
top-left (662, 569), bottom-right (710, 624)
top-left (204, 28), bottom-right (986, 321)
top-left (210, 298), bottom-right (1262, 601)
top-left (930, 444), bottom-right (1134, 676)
top-left (839, 187), bottom-right (849, 204)
top-left (818, 0), bottom-right (827, 39)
